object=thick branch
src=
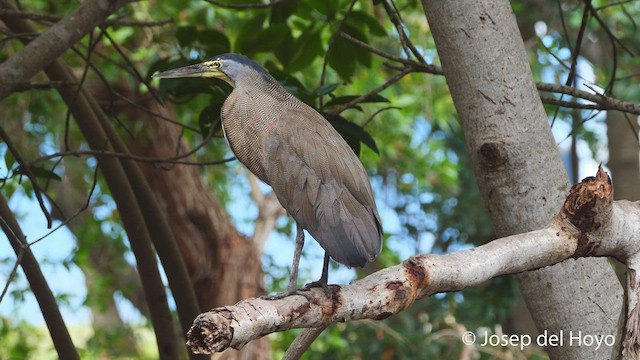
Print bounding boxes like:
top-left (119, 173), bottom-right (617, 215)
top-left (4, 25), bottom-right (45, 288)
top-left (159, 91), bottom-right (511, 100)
top-left (0, 0), bottom-right (129, 101)
top-left (186, 169), bottom-right (640, 355)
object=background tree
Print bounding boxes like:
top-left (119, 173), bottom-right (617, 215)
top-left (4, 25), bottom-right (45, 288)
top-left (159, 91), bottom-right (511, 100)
top-left (1, 0), bottom-right (638, 359)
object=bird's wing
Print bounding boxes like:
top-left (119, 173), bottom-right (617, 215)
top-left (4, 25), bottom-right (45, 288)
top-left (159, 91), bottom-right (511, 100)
top-left (263, 104), bottom-right (382, 267)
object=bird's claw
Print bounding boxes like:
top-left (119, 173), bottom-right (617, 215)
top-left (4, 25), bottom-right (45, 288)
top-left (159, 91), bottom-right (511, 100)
top-left (261, 288), bottom-right (316, 302)
top-left (304, 280), bottom-right (332, 298)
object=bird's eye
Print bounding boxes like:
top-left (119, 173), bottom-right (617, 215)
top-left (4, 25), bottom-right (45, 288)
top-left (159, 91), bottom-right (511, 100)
top-left (203, 59), bottom-right (223, 70)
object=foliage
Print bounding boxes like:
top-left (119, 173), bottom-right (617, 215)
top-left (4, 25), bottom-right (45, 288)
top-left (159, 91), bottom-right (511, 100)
top-left (0, 317), bottom-right (41, 359)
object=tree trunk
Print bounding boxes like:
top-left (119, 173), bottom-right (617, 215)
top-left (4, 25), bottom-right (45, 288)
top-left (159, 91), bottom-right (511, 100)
top-left (94, 83), bottom-right (270, 359)
top-left (607, 112), bottom-right (640, 202)
top-left (421, 0), bottom-right (624, 358)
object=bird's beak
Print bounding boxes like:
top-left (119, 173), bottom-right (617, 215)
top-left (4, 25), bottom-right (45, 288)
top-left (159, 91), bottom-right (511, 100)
top-left (153, 62), bottom-right (229, 82)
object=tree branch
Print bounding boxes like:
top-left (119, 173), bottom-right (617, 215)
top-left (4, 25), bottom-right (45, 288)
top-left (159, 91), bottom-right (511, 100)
top-left (185, 168), bottom-right (640, 355)
top-left (0, 124), bottom-right (53, 227)
top-left (0, 195), bottom-right (80, 360)
top-left (537, 82), bottom-right (640, 115)
top-left (338, 30), bottom-right (640, 116)
top-left (0, 0), bottom-right (129, 101)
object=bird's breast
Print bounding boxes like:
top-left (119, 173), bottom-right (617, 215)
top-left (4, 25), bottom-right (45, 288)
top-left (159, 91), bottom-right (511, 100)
top-left (221, 91), bottom-right (276, 183)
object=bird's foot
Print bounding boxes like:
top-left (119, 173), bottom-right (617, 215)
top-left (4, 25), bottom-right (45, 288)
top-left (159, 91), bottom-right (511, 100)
top-left (304, 280), bottom-right (332, 298)
top-left (261, 288), bottom-right (316, 302)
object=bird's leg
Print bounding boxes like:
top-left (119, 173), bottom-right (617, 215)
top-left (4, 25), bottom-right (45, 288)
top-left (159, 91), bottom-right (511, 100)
top-left (286, 224), bottom-right (305, 294)
top-left (262, 223), bottom-right (306, 300)
top-left (304, 252), bottom-right (331, 297)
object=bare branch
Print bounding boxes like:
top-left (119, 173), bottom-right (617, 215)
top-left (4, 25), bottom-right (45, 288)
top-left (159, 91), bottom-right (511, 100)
top-left (185, 169), bottom-right (640, 355)
top-left (0, 8), bottom-right (59, 23)
top-left (339, 32), bottom-right (443, 75)
top-left (338, 31), bottom-right (640, 116)
top-left (381, 0), bottom-right (426, 64)
top-left (319, 0), bottom-right (358, 109)
top-left (540, 96), bottom-right (603, 111)
top-left (27, 149), bottom-right (235, 167)
top-left (0, 195), bottom-right (80, 360)
top-left (0, 8), bottom-right (171, 27)
top-left (0, 124), bottom-right (53, 227)
top-left (106, 17), bottom-right (173, 28)
top-left (327, 65), bottom-right (415, 114)
top-left (564, 0), bottom-right (591, 87)
top-left (537, 82), bottom-right (640, 115)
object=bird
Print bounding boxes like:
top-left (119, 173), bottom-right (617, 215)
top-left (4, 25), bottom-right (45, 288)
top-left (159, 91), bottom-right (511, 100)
top-left (153, 53), bottom-right (382, 297)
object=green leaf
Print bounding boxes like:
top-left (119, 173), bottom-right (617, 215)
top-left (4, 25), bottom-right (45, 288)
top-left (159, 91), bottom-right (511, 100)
top-left (348, 11), bottom-right (387, 37)
top-left (176, 26), bottom-right (230, 56)
top-left (312, 83), bottom-right (341, 97)
top-left (199, 96), bottom-right (224, 136)
top-left (176, 26), bottom-right (199, 48)
top-left (286, 31), bottom-right (322, 73)
top-left (199, 29), bottom-right (231, 55)
top-left (269, 0), bottom-right (299, 23)
top-left (16, 165), bottom-right (61, 181)
top-left (328, 36), bottom-right (357, 80)
top-left (305, 0), bottom-right (339, 18)
top-left (275, 30), bottom-right (295, 67)
top-left (4, 149), bottom-right (16, 170)
top-left (236, 24), bottom-right (290, 55)
top-left (322, 113), bottom-right (379, 154)
top-left (343, 25), bottom-right (372, 67)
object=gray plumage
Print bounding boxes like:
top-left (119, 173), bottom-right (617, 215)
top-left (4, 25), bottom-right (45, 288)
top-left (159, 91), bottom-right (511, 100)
top-left (157, 53), bottom-right (382, 268)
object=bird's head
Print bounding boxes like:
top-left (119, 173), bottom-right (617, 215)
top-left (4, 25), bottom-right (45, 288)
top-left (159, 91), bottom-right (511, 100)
top-left (152, 53), bottom-right (267, 87)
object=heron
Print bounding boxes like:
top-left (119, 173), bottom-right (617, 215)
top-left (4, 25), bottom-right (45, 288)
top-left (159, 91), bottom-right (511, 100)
top-left (153, 53), bottom-right (382, 297)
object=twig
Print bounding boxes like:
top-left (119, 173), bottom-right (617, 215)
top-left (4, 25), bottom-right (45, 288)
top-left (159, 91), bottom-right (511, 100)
top-left (537, 82), bottom-right (640, 115)
top-left (26, 148), bottom-right (235, 168)
top-left (540, 96), bottom-right (602, 111)
top-left (29, 163), bottom-right (100, 246)
top-left (339, 32), bottom-right (443, 75)
top-left (0, 124), bottom-right (53, 227)
top-left (0, 194), bottom-right (80, 360)
top-left (0, 216), bottom-right (26, 304)
top-left (0, 8), bottom-right (59, 23)
top-left (0, 8), bottom-right (172, 27)
top-left (565, 0), bottom-right (590, 87)
top-left (328, 65), bottom-right (415, 114)
top-left (106, 17), bottom-right (173, 28)
top-left (319, 0), bottom-right (358, 109)
top-left (100, 28), bottom-right (162, 104)
top-left (381, 0), bottom-right (426, 64)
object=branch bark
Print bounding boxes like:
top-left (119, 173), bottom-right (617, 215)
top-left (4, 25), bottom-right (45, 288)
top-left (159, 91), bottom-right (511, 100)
top-left (185, 169), bottom-right (640, 355)
top-left (0, 195), bottom-right (80, 360)
top-left (0, 0), bottom-right (129, 101)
